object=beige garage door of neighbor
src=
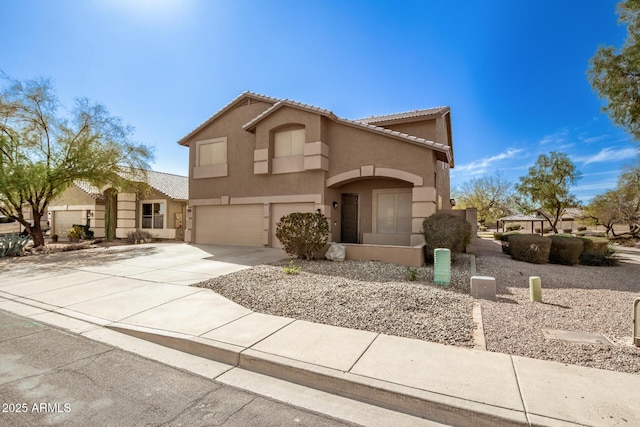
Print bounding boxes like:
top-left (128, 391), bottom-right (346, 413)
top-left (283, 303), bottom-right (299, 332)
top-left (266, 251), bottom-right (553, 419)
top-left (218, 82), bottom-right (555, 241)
top-left (195, 205), bottom-right (264, 246)
top-left (271, 203), bottom-right (315, 248)
top-left (53, 211), bottom-right (83, 238)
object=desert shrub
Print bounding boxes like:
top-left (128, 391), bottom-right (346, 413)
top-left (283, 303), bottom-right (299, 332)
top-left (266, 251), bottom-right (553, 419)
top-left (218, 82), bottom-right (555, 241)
top-left (283, 260), bottom-right (302, 275)
top-left (577, 230), bottom-right (606, 238)
top-left (506, 223), bottom-right (521, 231)
top-left (543, 227), bottom-right (553, 234)
top-left (276, 212), bottom-right (329, 260)
top-left (508, 234), bottom-right (552, 264)
top-left (0, 233), bottom-right (30, 257)
top-left (534, 228), bottom-right (541, 233)
top-left (580, 252), bottom-right (620, 267)
top-left (578, 236), bottom-right (609, 256)
top-left (126, 230), bottom-right (154, 244)
top-left (67, 226), bottom-right (82, 242)
top-left (405, 267), bottom-right (419, 281)
top-left (577, 226), bottom-right (587, 232)
top-left (421, 213), bottom-right (472, 262)
top-left (562, 228), bottom-right (573, 234)
top-left (499, 231), bottom-right (520, 254)
top-left (549, 235), bottom-right (584, 266)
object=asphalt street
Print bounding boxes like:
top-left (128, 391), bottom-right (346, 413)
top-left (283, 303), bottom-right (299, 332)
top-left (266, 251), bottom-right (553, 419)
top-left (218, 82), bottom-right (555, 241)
top-left (0, 309), bottom-right (354, 427)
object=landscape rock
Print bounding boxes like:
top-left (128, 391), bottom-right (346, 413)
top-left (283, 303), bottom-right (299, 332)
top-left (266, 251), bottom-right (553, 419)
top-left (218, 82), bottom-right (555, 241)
top-left (325, 242), bottom-right (346, 262)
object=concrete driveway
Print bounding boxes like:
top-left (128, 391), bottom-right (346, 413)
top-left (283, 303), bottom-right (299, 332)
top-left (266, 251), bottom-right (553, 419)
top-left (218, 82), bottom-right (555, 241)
top-left (0, 242), bottom-right (287, 327)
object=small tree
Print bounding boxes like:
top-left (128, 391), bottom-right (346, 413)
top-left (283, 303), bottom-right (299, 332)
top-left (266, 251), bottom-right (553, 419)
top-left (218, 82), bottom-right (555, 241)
top-left (0, 75), bottom-right (152, 246)
top-left (452, 171), bottom-right (515, 227)
top-left (515, 152), bottom-right (581, 233)
top-left (275, 212), bottom-right (329, 260)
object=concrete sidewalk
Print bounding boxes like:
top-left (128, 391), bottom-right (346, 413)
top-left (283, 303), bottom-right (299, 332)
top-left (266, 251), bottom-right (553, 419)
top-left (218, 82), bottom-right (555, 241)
top-left (0, 242), bottom-right (638, 426)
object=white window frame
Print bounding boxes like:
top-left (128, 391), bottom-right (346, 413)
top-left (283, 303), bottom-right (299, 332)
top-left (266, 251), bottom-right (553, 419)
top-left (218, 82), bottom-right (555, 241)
top-left (372, 188), bottom-right (412, 234)
top-left (140, 200), bottom-right (166, 230)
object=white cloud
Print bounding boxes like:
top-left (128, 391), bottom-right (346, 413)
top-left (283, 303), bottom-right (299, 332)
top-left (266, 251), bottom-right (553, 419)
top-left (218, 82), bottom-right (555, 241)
top-left (454, 148), bottom-right (524, 175)
top-left (539, 128), bottom-right (569, 145)
top-left (573, 147), bottom-right (638, 165)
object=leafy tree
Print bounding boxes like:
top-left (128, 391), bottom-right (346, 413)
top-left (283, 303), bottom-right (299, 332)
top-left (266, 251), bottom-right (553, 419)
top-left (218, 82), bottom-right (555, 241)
top-left (0, 75), bottom-right (152, 246)
top-left (515, 152), bottom-right (581, 233)
top-left (588, 0), bottom-right (640, 143)
top-left (586, 189), bottom-right (625, 235)
top-left (452, 171), bottom-right (515, 226)
top-left (586, 163), bottom-right (640, 237)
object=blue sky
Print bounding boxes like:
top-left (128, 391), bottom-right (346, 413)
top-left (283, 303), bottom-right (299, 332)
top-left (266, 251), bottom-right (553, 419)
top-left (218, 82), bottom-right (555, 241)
top-left (2, 0), bottom-right (638, 203)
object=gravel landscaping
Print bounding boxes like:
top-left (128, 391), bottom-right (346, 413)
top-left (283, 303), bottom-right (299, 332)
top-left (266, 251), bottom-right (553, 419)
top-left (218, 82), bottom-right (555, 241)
top-left (196, 257), bottom-right (476, 347)
top-left (476, 238), bottom-right (640, 374)
top-left (195, 238), bottom-right (640, 374)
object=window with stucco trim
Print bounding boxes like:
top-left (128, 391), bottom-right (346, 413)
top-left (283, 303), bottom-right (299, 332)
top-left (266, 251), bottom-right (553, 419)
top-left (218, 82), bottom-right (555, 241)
top-left (194, 137), bottom-right (228, 178)
top-left (141, 201), bottom-right (165, 229)
top-left (274, 128), bottom-right (305, 158)
top-left (196, 138), bottom-right (227, 166)
top-left (373, 189), bottom-right (412, 234)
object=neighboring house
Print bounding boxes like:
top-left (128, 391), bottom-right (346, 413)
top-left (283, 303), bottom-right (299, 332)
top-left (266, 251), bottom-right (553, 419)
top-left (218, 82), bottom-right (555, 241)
top-left (49, 171), bottom-right (188, 240)
top-left (179, 92), bottom-right (470, 265)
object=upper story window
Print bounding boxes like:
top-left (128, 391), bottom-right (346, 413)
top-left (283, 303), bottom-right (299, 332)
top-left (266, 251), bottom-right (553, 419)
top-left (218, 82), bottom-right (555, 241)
top-left (197, 137), bottom-right (227, 166)
top-left (274, 127), bottom-right (305, 158)
top-left (194, 137), bottom-right (228, 179)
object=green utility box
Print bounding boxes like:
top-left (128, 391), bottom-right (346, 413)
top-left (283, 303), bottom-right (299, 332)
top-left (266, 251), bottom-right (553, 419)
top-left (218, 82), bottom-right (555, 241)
top-left (433, 248), bottom-right (451, 286)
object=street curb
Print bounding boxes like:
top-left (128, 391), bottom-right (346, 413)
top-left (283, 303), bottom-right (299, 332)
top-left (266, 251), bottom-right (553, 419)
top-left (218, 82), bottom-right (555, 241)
top-left (105, 323), bottom-right (528, 426)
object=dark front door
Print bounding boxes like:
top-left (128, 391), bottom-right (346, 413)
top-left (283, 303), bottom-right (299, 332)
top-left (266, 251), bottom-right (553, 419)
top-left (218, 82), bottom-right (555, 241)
top-left (341, 194), bottom-right (359, 243)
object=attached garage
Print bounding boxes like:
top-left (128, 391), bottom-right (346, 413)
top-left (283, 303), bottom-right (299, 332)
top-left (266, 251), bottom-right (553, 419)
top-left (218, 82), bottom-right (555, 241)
top-left (270, 202), bottom-right (315, 248)
top-left (194, 205), bottom-right (264, 246)
top-left (53, 210), bottom-right (83, 237)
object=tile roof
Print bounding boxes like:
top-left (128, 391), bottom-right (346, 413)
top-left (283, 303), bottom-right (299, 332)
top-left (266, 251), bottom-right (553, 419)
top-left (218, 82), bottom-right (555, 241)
top-left (74, 180), bottom-right (105, 200)
top-left (73, 170), bottom-right (188, 201)
top-left (144, 170), bottom-right (188, 200)
top-left (355, 107), bottom-right (449, 124)
top-left (177, 92), bottom-right (279, 146)
top-left (242, 98), bottom-right (452, 164)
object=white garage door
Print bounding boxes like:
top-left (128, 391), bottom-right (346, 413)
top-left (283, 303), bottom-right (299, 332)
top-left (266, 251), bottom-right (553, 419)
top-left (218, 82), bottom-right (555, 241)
top-left (54, 211), bottom-right (82, 237)
top-left (195, 205), bottom-right (264, 246)
top-left (271, 203), bottom-right (316, 248)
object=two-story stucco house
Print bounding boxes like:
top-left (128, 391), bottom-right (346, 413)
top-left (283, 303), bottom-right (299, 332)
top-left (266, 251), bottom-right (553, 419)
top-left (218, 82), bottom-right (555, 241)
top-left (179, 92), bottom-right (462, 265)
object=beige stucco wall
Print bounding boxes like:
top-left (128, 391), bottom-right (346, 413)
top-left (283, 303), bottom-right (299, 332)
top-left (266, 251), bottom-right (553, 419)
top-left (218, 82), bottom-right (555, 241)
top-left (377, 120), bottom-right (437, 142)
top-left (324, 178), bottom-right (412, 243)
top-left (182, 97), bottom-right (454, 249)
top-left (188, 102), bottom-right (326, 200)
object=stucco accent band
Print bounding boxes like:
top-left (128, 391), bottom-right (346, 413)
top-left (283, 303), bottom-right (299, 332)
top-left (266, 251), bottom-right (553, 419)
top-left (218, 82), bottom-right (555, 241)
top-left (374, 168), bottom-right (424, 186)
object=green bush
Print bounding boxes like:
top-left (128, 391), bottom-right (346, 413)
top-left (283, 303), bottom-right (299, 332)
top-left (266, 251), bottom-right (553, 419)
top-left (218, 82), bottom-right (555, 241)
top-left (579, 251), bottom-right (620, 266)
top-left (493, 232), bottom-right (503, 240)
top-left (499, 231), bottom-right (520, 254)
top-left (276, 212), bottom-right (329, 260)
top-left (506, 223), bottom-right (521, 231)
top-left (578, 236), bottom-right (609, 255)
top-left (577, 230), bottom-right (606, 238)
top-left (421, 213), bottom-right (472, 262)
top-left (543, 227), bottom-right (553, 234)
top-left (577, 226), bottom-right (587, 232)
top-left (562, 228), bottom-right (573, 234)
top-left (508, 234), bottom-right (552, 264)
top-left (549, 235), bottom-right (584, 265)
